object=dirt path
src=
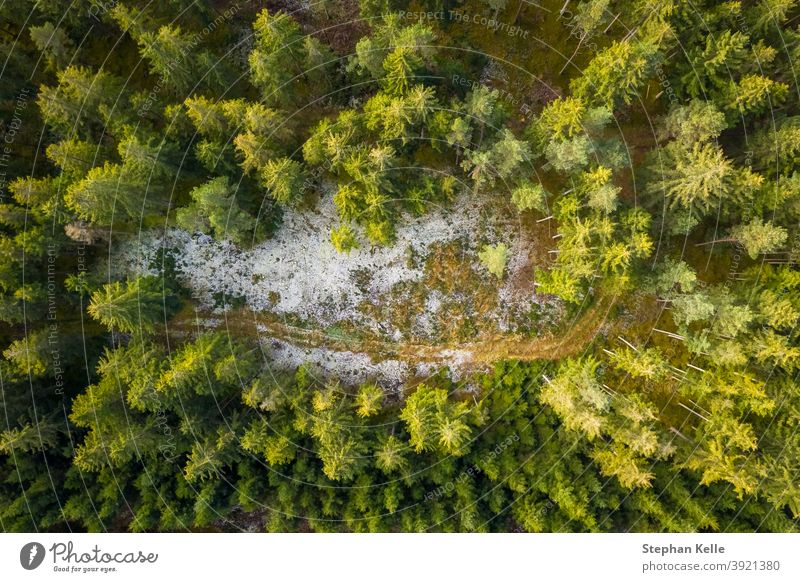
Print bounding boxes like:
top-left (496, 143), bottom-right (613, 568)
top-left (419, 292), bottom-right (616, 364)
top-left (167, 292), bottom-right (617, 368)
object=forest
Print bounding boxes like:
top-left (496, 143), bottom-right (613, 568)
top-left (0, 0), bottom-right (799, 533)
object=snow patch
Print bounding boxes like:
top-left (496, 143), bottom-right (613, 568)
top-left (261, 337), bottom-right (411, 390)
top-left (121, 194), bottom-right (483, 330)
top-left (116, 193), bottom-right (560, 384)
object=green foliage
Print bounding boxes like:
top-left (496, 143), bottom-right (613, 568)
top-left (29, 22), bottom-right (74, 71)
top-left (478, 243), bottom-right (511, 279)
top-left (249, 9), bottom-right (304, 103)
top-left (578, 166), bottom-right (620, 213)
top-left (511, 181), bottom-right (548, 213)
top-left (88, 276), bottom-right (174, 333)
top-left (462, 129), bottom-right (530, 193)
top-left (571, 21), bottom-right (666, 108)
top-left (3, 329), bottom-right (52, 377)
top-left (728, 74), bottom-right (788, 116)
top-left (647, 142), bottom-right (733, 213)
top-left (537, 96), bottom-right (587, 140)
top-left (260, 158), bottom-right (307, 205)
top-left (3, 0), bottom-right (800, 535)
top-left (730, 218), bottom-right (788, 258)
top-left (349, 14), bottom-right (434, 89)
top-left (331, 224), bottom-right (360, 254)
top-left (136, 25), bottom-right (199, 93)
top-left (249, 9), bottom-right (336, 105)
top-left (37, 65), bottom-right (120, 135)
top-left (176, 177), bottom-right (257, 246)
top-left (400, 383), bottom-right (472, 455)
top-left (662, 100), bottom-right (727, 145)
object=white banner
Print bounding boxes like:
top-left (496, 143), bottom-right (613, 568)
top-left (0, 533), bottom-right (797, 581)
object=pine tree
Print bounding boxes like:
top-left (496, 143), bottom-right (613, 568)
top-left (29, 22), bottom-right (74, 71)
top-left (45, 138), bottom-right (100, 179)
top-left (355, 382), bottom-right (383, 417)
top-left (671, 291), bottom-right (715, 327)
top-left (728, 74), bottom-right (788, 117)
top-left (88, 276), bottom-right (169, 333)
top-left (382, 47), bottom-right (422, 95)
top-left (677, 30), bottom-right (749, 99)
top-left (2, 329), bottom-right (52, 377)
top-left (662, 100), bottom-right (727, 145)
top-left (260, 158), bottom-right (307, 205)
top-left (751, 0), bottom-right (797, 32)
top-left (537, 96), bottom-right (586, 140)
top-left (464, 86), bottom-right (504, 147)
top-left (249, 9), bottom-right (336, 105)
top-left (539, 357), bottom-right (609, 440)
top-left (176, 177), bottom-right (257, 246)
top-left (65, 163), bottom-right (151, 225)
top-left (400, 384), bottom-right (472, 455)
top-left (37, 65), bottom-right (120, 136)
top-left (571, 23), bottom-right (665, 108)
top-left (647, 142), bottom-right (733, 212)
top-left (248, 10), bottom-right (304, 103)
top-left (733, 219), bottom-right (788, 257)
top-left (700, 218), bottom-right (789, 258)
top-left (511, 181), bottom-right (548, 213)
top-left (578, 166), bottom-right (620, 213)
top-left (137, 25), bottom-right (197, 94)
top-left (535, 267), bottom-right (584, 303)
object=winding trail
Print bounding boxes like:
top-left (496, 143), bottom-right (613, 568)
top-left (168, 293), bottom-right (617, 368)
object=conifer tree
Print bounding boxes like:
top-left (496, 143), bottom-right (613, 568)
top-left (88, 276), bottom-right (170, 334)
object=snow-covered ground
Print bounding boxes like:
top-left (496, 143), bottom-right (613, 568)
top-left (117, 193), bottom-right (559, 385)
top-left (120, 194), bottom-right (495, 332)
top-left (256, 336), bottom-right (476, 391)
